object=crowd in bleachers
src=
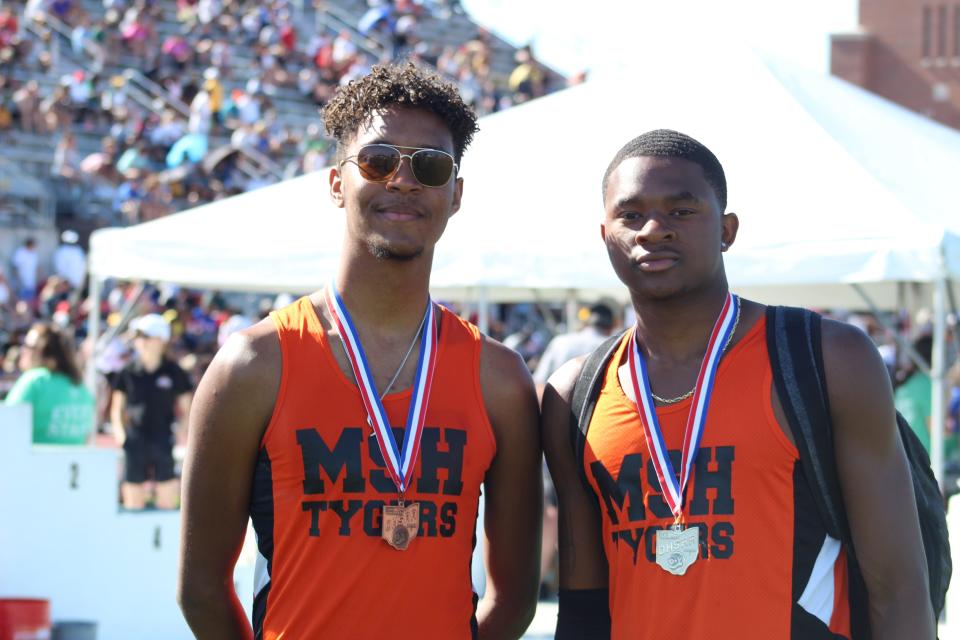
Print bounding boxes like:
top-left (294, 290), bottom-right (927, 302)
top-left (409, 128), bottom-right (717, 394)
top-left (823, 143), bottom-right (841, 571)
top-left (0, 1), bottom-right (577, 491)
top-left (0, 0), bottom-right (567, 226)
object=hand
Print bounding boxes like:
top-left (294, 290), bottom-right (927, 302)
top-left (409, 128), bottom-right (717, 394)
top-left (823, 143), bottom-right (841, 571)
top-left (113, 428), bottom-right (126, 447)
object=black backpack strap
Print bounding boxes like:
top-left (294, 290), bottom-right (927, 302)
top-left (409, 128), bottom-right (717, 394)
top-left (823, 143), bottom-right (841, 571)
top-left (767, 306), bottom-right (880, 638)
top-left (764, 306), bottom-right (847, 540)
top-left (570, 331), bottom-right (627, 483)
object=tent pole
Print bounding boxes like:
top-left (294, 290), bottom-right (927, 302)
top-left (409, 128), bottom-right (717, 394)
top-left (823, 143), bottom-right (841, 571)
top-left (565, 290), bottom-right (578, 333)
top-left (84, 275), bottom-right (102, 394)
top-left (946, 276), bottom-right (960, 353)
top-left (477, 287), bottom-right (489, 336)
top-left (98, 282), bottom-right (147, 350)
top-left (931, 276), bottom-right (947, 491)
top-left (851, 283), bottom-right (930, 376)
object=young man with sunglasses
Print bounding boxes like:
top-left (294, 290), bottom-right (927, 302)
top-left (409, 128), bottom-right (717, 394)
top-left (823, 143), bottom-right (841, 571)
top-left (541, 130), bottom-right (933, 639)
top-left (178, 63), bottom-right (542, 639)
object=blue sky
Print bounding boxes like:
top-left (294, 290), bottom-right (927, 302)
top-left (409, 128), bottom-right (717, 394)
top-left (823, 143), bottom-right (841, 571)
top-left (461, 0), bottom-right (860, 79)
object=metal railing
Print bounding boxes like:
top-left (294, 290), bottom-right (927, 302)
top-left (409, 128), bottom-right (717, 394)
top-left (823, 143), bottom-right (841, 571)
top-left (309, 3), bottom-right (389, 61)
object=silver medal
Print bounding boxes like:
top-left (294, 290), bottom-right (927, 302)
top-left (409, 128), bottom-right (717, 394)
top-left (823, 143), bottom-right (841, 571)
top-left (655, 526), bottom-right (700, 576)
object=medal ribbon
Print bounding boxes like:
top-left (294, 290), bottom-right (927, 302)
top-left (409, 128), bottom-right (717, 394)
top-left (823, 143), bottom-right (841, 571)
top-left (628, 293), bottom-right (739, 519)
top-left (325, 283), bottom-right (438, 494)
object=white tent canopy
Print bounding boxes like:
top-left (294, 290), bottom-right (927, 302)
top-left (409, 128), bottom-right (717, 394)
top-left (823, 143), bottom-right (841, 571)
top-left (90, 49), bottom-right (960, 308)
top-left (88, 41), bottom-right (960, 486)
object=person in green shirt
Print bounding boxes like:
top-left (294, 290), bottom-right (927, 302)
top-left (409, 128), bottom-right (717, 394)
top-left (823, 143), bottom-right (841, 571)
top-left (4, 321), bottom-right (94, 445)
top-left (894, 335), bottom-right (933, 453)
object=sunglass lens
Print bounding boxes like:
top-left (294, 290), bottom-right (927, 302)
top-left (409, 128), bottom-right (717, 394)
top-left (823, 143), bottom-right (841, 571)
top-left (412, 150), bottom-right (455, 187)
top-left (356, 145), bottom-right (400, 181)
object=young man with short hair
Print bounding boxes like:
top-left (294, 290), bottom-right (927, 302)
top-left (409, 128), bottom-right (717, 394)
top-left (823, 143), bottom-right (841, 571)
top-left (542, 129), bottom-right (933, 639)
top-left (177, 63), bottom-right (542, 639)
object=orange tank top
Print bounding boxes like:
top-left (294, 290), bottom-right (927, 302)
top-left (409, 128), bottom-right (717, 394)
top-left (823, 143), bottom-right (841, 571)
top-left (583, 315), bottom-right (851, 639)
top-left (250, 296), bottom-right (496, 639)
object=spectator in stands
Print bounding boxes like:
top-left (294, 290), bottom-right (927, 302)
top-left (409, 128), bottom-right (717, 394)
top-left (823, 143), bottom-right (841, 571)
top-left (10, 237), bottom-right (39, 305)
top-left (37, 276), bottom-right (71, 319)
top-left (51, 132), bottom-right (81, 181)
top-left (4, 321), bottom-right (95, 445)
top-left (533, 303), bottom-right (616, 386)
top-left (65, 69), bottom-right (95, 126)
top-left (0, 78), bottom-right (12, 131)
top-left (188, 86), bottom-right (213, 136)
top-left (201, 69), bottom-right (223, 127)
top-left (52, 230), bottom-right (87, 291)
top-left (80, 135), bottom-right (120, 183)
top-left (119, 6), bottom-right (154, 60)
top-left (0, 6), bottom-right (18, 49)
top-left (331, 28), bottom-right (357, 71)
top-left (114, 168), bottom-right (147, 223)
top-left (0, 271), bottom-right (12, 320)
top-left (895, 334), bottom-right (934, 452)
top-left (11, 80), bottom-right (41, 133)
top-left (49, 0), bottom-right (78, 24)
top-left (110, 313), bottom-right (193, 510)
top-left (99, 75), bottom-right (130, 123)
top-left (508, 45), bottom-right (545, 103)
top-left (39, 84), bottom-right (72, 132)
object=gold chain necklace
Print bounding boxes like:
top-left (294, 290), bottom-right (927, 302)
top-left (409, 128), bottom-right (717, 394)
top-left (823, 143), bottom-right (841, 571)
top-left (650, 300), bottom-right (742, 405)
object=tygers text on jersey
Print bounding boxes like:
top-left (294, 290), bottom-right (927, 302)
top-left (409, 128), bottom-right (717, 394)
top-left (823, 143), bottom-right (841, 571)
top-left (583, 317), bottom-right (852, 639)
top-left (250, 297), bottom-right (496, 639)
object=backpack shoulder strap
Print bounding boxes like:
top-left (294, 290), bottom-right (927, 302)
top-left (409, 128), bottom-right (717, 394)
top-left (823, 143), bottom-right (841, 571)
top-left (764, 305), bottom-right (848, 540)
top-left (570, 330), bottom-right (627, 479)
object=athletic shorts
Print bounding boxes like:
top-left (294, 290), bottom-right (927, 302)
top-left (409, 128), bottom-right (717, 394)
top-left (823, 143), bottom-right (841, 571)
top-left (123, 436), bottom-right (175, 483)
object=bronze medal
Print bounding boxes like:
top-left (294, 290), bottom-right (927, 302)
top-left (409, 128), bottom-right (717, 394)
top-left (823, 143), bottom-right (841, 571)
top-left (382, 502), bottom-right (420, 551)
top-left (391, 524), bottom-right (409, 548)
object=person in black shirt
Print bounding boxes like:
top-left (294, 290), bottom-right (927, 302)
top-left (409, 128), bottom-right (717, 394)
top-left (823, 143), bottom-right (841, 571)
top-left (111, 314), bottom-right (193, 509)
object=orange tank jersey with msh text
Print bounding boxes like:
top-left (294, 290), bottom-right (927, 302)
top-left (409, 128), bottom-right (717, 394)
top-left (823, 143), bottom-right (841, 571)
top-left (583, 316), bottom-right (851, 639)
top-left (249, 296), bottom-right (496, 639)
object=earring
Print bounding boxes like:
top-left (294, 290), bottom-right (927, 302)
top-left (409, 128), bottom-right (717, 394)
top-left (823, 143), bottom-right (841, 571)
top-left (720, 242), bottom-right (728, 250)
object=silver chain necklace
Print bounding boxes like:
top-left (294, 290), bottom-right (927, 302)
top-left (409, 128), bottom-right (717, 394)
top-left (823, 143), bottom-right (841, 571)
top-left (338, 305), bottom-right (430, 399)
top-left (650, 300), bottom-right (742, 405)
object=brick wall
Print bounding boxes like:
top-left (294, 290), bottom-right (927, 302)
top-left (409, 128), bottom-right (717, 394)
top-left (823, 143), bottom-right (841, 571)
top-left (831, 0), bottom-right (960, 129)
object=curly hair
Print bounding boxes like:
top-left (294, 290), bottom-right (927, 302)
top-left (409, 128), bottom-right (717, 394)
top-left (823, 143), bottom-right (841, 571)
top-left (322, 61), bottom-right (479, 163)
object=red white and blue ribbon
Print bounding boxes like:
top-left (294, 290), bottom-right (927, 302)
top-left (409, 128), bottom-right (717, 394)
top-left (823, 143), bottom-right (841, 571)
top-left (627, 293), bottom-right (739, 519)
top-left (325, 284), bottom-right (438, 494)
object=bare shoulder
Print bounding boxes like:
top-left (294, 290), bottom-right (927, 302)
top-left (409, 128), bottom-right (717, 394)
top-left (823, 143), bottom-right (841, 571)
top-left (193, 316), bottom-right (281, 440)
top-left (819, 317), bottom-right (895, 435)
top-left (544, 355), bottom-right (588, 406)
top-left (820, 317), bottom-right (890, 392)
top-left (478, 336), bottom-right (539, 444)
top-left (479, 335), bottom-right (536, 402)
top-left (540, 356), bottom-right (587, 462)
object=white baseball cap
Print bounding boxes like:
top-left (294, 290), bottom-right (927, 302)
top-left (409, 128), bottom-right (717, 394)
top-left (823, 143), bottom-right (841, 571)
top-left (131, 314), bottom-right (171, 341)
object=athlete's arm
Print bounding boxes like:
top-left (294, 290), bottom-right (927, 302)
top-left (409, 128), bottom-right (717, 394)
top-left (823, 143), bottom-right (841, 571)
top-left (110, 390), bottom-right (126, 446)
top-left (476, 339), bottom-right (542, 639)
top-left (541, 357), bottom-right (610, 639)
top-left (175, 391), bottom-right (192, 439)
top-left (822, 320), bottom-right (935, 639)
top-left (177, 320), bottom-right (280, 640)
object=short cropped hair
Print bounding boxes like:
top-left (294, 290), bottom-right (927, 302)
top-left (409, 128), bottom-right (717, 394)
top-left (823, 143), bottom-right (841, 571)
top-left (602, 129), bottom-right (727, 211)
top-left (322, 61), bottom-right (479, 163)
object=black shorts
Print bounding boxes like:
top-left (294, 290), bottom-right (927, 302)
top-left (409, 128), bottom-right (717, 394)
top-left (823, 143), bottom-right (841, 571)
top-left (123, 436), bottom-right (175, 483)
